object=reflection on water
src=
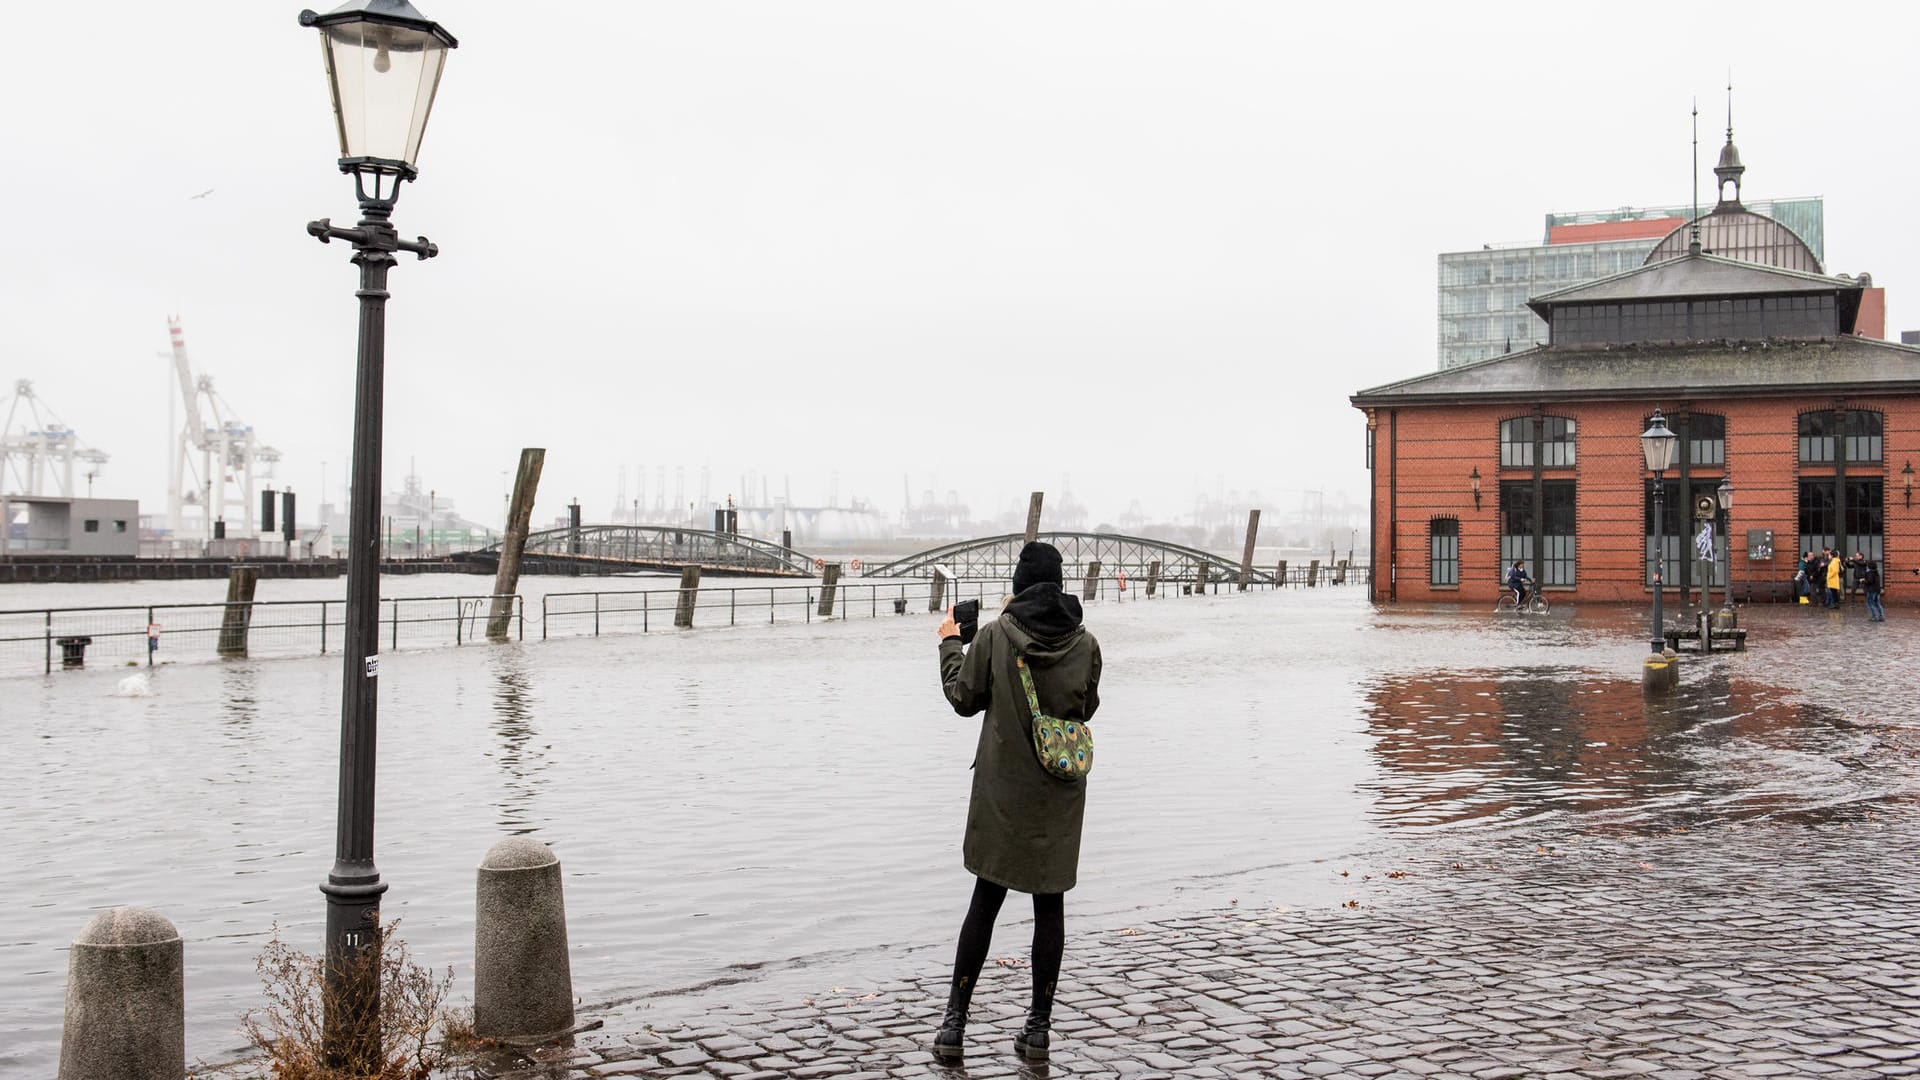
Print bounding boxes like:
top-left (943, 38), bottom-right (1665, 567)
top-left (1361, 606), bottom-right (1914, 831)
top-left (488, 648), bottom-right (545, 835)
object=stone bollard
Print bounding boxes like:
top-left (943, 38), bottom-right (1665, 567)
top-left (59, 906), bottom-right (185, 1080)
top-left (474, 838), bottom-right (575, 1044)
top-left (1642, 650), bottom-right (1680, 693)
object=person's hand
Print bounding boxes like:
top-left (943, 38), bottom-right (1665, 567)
top-left (937, 607), bottom-right (960, 640)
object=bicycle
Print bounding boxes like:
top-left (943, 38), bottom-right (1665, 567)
top-left (1493, 587), bottom-right (1550, 614)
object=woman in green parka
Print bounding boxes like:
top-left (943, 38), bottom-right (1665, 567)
top-left (931, 541), bottom-right (1102, 1062)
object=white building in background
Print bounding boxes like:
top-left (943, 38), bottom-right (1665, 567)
top-left (0, 496), bottom-right (140, 557)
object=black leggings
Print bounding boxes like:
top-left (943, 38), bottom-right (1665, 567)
top-left (948, 877), bottom-right (1064, 1008)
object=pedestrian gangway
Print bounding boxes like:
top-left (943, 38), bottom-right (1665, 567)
top-left (858, 531), bottom-right (1277, 586)
top-left (466, 525), bottom-right (815, 578)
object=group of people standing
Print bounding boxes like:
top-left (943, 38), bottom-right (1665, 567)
top-left (1795, 548), bottom-right (1886, 621)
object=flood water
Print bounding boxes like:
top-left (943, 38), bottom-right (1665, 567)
top-left (2, 586), bottom-right (1915, 1074)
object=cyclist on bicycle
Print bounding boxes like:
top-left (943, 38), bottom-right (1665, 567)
top-left (1506, 560), bottom-right (1534, 608)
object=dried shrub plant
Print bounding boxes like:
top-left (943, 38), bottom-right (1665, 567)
top-left (240, 922), bottom-right (454, 1080)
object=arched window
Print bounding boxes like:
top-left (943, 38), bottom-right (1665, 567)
top-left (1429, 518), bottom-right (1459, 587)
top-left (1499, 416), bottom-right (1576, 468)
top-left (1687, 414), bottom-right (1726, 467)
top-left (1798, 412), bottom-right (1835, 463)
top-left (1844, 411), bottom-right (1884, 464)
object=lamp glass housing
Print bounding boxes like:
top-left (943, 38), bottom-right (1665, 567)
top-left (314, 14), bottom-right (450, 171)
top-left (1640, 411), bottom-right (1678, 473)
top-left (1716, 480), bottom-right (1733, 511)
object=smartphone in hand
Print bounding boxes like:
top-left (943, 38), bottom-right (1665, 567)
top-left (953, 599), bottom-right (981, 645)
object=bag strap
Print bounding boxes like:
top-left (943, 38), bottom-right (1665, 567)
top-left (1015, 654), bottom-right (1046, 718)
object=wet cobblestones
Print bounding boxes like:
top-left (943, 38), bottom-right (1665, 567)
top-left (460, 808), bottom-right (1920, 1079)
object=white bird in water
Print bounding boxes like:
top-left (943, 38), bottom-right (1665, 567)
top-left (189, 188), bottom-right (214, 200)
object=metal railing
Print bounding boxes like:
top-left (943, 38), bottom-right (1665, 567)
top-left (538, 569), bottom-right (1354, 640)
top-left (0, 593), bottom-right (523, 677)
top-left (0, 561), bottom-right (1370, 677)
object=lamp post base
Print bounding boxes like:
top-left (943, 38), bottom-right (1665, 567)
top-left (320, 874), bottom-right (389, 1067)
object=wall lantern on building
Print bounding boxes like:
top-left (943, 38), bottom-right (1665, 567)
top-left (1470, 466), bottom-right (1482, 510)
top-left (1904, 460), bottom-right (1914, 509)
top-left (1640, 410), bottom-right (1679, 655)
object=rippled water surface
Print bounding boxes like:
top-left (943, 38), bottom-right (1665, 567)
top-left (1, 586), bottom-right (1914, 1073)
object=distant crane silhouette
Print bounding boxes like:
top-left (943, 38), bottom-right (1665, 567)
top-left (189, 188), bottom-right (214, 200)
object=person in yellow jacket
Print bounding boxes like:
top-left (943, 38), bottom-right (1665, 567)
top-left (1825, 548), bottom-right (1844, 607)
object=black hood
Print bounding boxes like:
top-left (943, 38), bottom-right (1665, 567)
top-left (1003, 582), bottom-right (1084, 647)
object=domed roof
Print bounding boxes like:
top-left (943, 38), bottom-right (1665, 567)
top-left (1716, 139), bottom-right (1743, 172)
top-left (1646, 209), bottom-right (1822, 274)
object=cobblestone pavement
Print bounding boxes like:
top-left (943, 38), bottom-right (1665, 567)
top-left (459, 803), bottom-right (1920, 1080)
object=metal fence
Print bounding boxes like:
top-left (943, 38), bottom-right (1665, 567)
top-left (0, 594), bottom-right (524, 677)
top-left (0, 560), bottom-right (1368, 678)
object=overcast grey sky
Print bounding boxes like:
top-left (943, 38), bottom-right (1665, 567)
top-left (4, 1), bottom-right (1915, 530)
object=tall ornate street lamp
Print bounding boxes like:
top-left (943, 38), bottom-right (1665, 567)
top-left (298, 0), bottom-right (456, 1063)
top-left (1640, 410), bottom-right (1678, 653)
top-left (1716, 478), bottom-right (1735, 614)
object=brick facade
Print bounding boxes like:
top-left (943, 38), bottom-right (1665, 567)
top-left (1367, 395), bottom-right (1920, 605)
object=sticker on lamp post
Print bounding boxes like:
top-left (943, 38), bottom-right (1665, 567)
top-left (364, 656), bottom-right (379, 678)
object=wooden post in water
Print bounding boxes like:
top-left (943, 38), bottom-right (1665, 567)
top-left (929, 567), bottom-right (948, 613)
top-left (818, 563), bottom-right (842, 618)
top-left (1023, 492), bottom-right (1044, 544)
top-left (1336, 558), bottom-right (1349, 585)
top-left (489, 449), bottom-right (546, 641)
top-left (1194, 563), bottom-right (1209, 595)
top-left (217, 565), bottom-right (259, 657)
top-left (1146, 559), bottom-right (1161, 597)
top-left (674, 566), bottom-right (701, 628)
top-left (1083, 560), bottom-right (1101, 601)
top-left (1238, 509), bottom-right (1261, 591)
top-left (1307, 559), bottom-right (1320, 587)
top-left (1276, 559), bottom-right (1289, 587)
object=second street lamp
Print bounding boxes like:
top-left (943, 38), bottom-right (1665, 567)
top-left (1716, 478), bottom-right (1735, 615)
top-left (1640, 410), bottom-right (1678, 654)
top-left (299, 0), bottom-right (456, 1064)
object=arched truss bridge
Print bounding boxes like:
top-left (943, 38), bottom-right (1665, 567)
top-left (860, 532), bottom-right (1275, 586)
top-left (470, 525), bottom-right (814, 577)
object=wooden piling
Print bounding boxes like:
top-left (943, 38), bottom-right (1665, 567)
top-left (1083, 560), bottom-right (1101, 601)
top-left (1146, 559), bottom-right (1161, 597)
top-left (1276, 559), bottom-right (1288, 587)
top-left (1238, 509), bottom-right (1260, 591)
top-left (1307, 559), bottom-right (1320, 587)
top-left (817, 563), bottom-right (842, 618)
top-left (489, 449), bottom-right (546, 641)
top-left (929, 567), bottom-right (948, 613)
top-left (216, 565), bottom-right (258, 657)
top-left (673, 566), bottom-right (701, 628)
top-left (1024, 493), bottom-right (1044, 544)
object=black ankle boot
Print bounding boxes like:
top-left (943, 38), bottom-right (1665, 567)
top-left (1013, 980), bottom-right (1054, 1061)
top-left (932, 977), bottom-right (971, 1062)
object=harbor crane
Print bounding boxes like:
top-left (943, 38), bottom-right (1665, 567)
top-left (1, 379), bottom-right (109, 497)
top-left (165, 317), bottom-right (279, 541)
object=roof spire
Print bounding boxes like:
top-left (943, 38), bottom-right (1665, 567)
top-left (1713, 74), bottom-right (1744, 211)
top-left (1690, 98), bottom-right (1701, 254)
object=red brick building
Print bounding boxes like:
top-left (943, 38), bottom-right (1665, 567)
top-left (1353, 253), bottom-right (1920, 606)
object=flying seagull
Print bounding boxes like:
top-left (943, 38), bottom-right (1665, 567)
top-left (189, 188), bottom-right (214, 200)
